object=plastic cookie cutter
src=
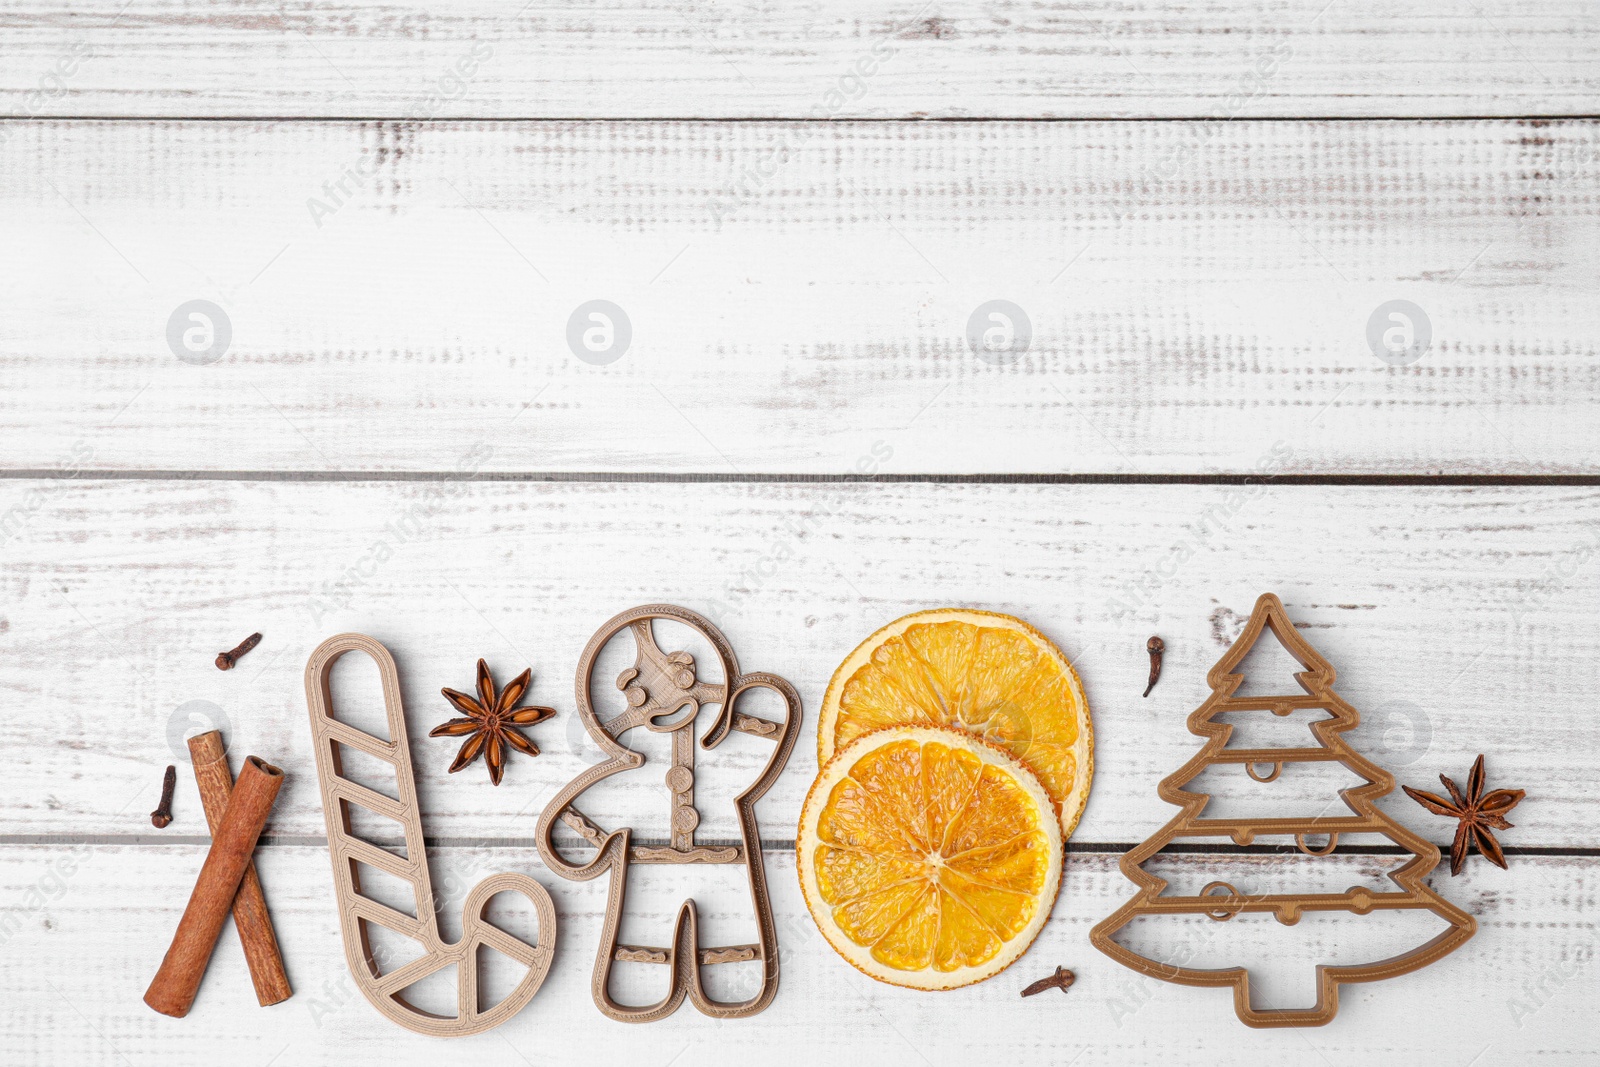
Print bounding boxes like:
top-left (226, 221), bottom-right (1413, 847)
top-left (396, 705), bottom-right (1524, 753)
top-left (304, 633), bottom-right (558, 1037)
top-left (1090, 593), bottom-right (1475, 1028)
top-left (535, 605), bottom-right (801, 1023)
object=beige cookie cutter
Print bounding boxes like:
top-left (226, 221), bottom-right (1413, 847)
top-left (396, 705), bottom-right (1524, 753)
top-left (305, 633), bottom-right (557, 1037)
top-left (1090, 593), bottom-right (1476, 1027)
top-left (535, 605), bottom-right (801, 1023)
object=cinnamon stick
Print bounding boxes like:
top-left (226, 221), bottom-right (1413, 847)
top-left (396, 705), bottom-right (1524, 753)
top-left (187, 732), bottom-right (292, 1006)
top-left (144, 755), bottom-right (284, 1018)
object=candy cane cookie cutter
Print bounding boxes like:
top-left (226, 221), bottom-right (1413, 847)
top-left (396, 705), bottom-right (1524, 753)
top-left (305, 633), bottom-right (557, 1037)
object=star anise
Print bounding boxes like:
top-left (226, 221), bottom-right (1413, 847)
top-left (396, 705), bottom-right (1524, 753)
top-left (430, 659), bottom-right (556, 786)
top-left (1403, 754), bottom-right (1525, 876)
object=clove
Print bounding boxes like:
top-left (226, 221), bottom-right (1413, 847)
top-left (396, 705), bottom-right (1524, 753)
top-left (1021, 966), bottom-right (1075, 997)
top-left (216, 632), bottom-right (262, 671)
top-left (150, 764), bottom-right (176, 828)
top-left (1143, 635), bottom-right (1164, 697)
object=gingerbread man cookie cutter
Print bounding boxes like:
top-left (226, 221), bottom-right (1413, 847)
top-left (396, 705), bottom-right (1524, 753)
top-left (535, 605), bottom-right (801, 1022)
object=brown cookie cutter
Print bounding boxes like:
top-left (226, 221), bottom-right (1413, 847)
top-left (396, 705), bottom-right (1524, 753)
top-left (535, 605), bottom-right (801, 1023)
top-left (1090, 593), bottom-right (1476, 1027)
top-left (305, 633), bottom-right (558, 1037)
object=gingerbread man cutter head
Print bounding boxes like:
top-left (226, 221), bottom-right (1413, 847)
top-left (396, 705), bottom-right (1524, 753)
top-left (535, 605), bottom-right (801, 1023)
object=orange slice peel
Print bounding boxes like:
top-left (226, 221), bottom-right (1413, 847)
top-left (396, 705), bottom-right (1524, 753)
top-left (797, 725), bottom-right (1064, 990)
top-left (817, 609), bottom-right (1094, 837)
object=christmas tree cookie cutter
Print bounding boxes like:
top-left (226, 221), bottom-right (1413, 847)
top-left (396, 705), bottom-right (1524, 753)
top-left (305, 633), bottom-right (558, 1037)
top-left (1090, 593), bottom-right (1475, 1027)
top-left (535, 605), bottom-right (801, 1023)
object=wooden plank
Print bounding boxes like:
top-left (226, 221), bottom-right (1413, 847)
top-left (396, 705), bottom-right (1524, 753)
top-left (2, 1), bottom-right (1598, 119)
top-left (0, 479), bottom-right (1592, 844)
top-left (0, 843), bottom-right (1592, 1060)
top-left (2, 118), bottom-right (1598, 475)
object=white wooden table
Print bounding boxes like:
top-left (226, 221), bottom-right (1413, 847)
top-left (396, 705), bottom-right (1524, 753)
top-left (2, 3), bottom-right (1597, 1063)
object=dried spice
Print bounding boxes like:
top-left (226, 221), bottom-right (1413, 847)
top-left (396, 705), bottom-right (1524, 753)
top-left (1403, 754), bottom-right (1525, 876)
top-left (188, 731), bottom-right (291, 1006)
top-left (1021, 966), bottom-right (1075, 997)
top-left (431, 658), bottom-right (555, 786)
top-left (216, 632), bottom-right (262, 670)
top-left (145, 756), bottom-right (284, 1018)
top-left (1143, 635), bottom-right (1164, 697)
top-left (150, 764), bottom-right (176, 828)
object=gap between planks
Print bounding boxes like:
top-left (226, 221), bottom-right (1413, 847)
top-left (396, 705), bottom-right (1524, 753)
top-left (5, 471), bottom-right (1600, 486)
top-left (6, 115), bottom-right (1600, 124)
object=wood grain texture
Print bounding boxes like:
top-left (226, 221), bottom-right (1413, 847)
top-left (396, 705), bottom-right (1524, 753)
top-left (1, 1), bottom-right (1598, 119)
top-left (0, 480), bottom-right (1593, 844)
top-left (0, 844), bottom-right (1593, 1062)
top-left (3, 0), bottom-right (1593, 1053)
top-left (2, 119), bottom-right (1597, 474)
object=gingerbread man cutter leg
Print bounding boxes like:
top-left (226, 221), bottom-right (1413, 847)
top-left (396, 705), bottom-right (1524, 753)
top-left (535, 605), bottom-right (801, 1023)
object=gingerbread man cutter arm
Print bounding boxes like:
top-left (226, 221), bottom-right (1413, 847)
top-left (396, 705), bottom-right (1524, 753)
top-left (533, 605), bottom-right (802, 1023)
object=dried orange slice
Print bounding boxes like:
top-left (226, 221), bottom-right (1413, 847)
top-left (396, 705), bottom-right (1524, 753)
top-left (818, 609), bottom-right (1093, 836)
top-left (797, 725), bottom-right (1063, 989)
